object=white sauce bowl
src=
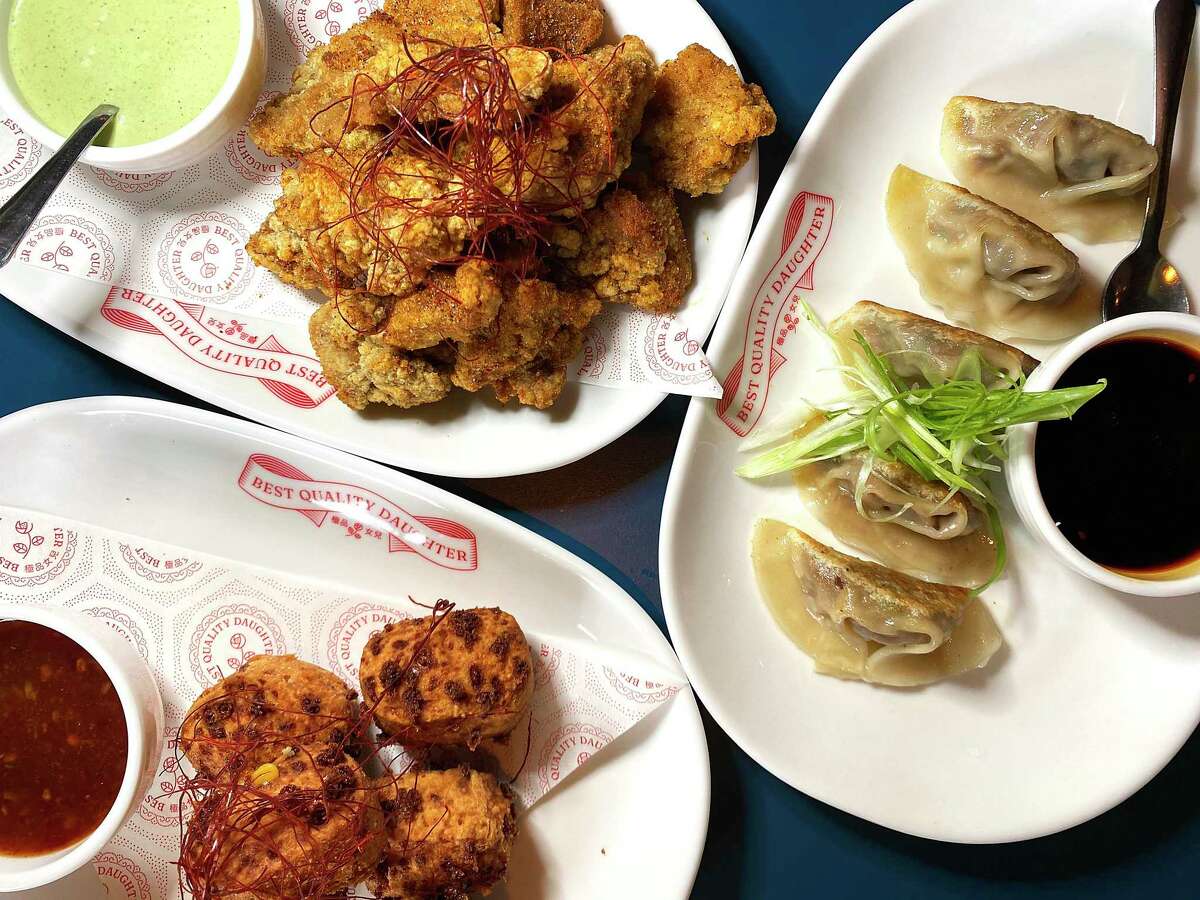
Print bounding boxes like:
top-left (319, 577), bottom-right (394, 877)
top-left (0, 0), bottom-right (265, 173)
top-left (0, 604), bottom-right (164, 893)
top-left (1005, 311), bottom-right (1200, 598)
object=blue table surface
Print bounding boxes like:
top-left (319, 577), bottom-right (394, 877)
top-left (3, 1), bottom-right (1199, 897)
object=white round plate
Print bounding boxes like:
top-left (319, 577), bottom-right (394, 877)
top-left (0, 396), bottom-right (709, 899)
top-left (660, 0), bottom-right (1200, 843)
top-left (0, 0), bottom-right (756, 479)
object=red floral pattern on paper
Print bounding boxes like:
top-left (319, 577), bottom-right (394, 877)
top-left (0, 518), bottom-right (76, 586)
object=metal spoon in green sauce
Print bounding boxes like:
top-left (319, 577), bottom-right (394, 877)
top-left (8, 0), bottom-right (240, 148)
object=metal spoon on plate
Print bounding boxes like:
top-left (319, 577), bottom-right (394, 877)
top-left (0, 104), bottom-right (118, 269)
top-left (1101, 0), bottom-right (1194, 319)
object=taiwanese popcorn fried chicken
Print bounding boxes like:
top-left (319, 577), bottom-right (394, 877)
top-left (554, 173), bottom-right (693, 314)
top-left (245, 3), bottom-right (778, 415)
top-left (249, 11), bottom-right (552, 158)
top-left (521, 36), bottom-right (658, 213)
top-left (180, 655), bottom-right (364, 778)
top-left (247, 147), bottom-right (469, 297)
top-left (369, 766), bottom-right (517, 900)
top-left (385, 0), bottom-right (501, 29)
top-left (381, 260), bottom-right (505, 349)
top-left (502, 0), bottom-right (606, 54)
top-left (309, 268), bottom-right (597, 410)
top-left (309, 299), bottom-right (455, 410)
top-left (185, 750), bottom-right (384, 900)
top-left (639, 43), bottom-right (777, 196)
top-left (360, 608), bottom-right (534, 747)
top-left (451, 278), bottom-right (601, 408)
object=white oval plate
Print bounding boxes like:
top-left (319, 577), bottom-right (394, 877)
top-left (0, 0), bottom-right (756, 479)
top-left (0, 396), bottom-right (709, 898)
top-left (660, 0), bottom-right (1200, 843)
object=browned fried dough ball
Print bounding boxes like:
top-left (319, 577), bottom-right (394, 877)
top-left (359, 608), bottom-right (533, 748)
top-left (185, 749), bottom-right (384, 900)
top-left (369, 766), bottom-right (517, 899)
top-left (181, 655), bottom-right (364, 777)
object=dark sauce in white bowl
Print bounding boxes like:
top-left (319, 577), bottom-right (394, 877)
top-left (1035, 335), bottom-right (1200, 575)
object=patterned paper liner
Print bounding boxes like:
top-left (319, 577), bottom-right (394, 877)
top-left (0, 505), bottom-right (683, 898)
top-left (0, 0), bottom-right (723, 401)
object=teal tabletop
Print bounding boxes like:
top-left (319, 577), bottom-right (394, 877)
top-left (1, 2), bottom-right (1198, 897)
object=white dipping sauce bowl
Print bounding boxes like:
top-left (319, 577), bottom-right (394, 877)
top-left (0, 604), bottom-right (164, 893)
top-left (1006, 311), bottom-right (1200, 598)
top-left (0, 0), bottom-right (265, 173)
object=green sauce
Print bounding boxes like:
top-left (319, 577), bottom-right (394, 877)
top-left (8, 0), bottom-right (240, 147)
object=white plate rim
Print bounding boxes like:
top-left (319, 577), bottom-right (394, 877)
top-left (659, 0), bottom-right (1200, 844)
top-left (0, 394), bottom-right (712, 897)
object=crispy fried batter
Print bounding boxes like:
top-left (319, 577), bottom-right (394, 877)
top-left (359, 608), bottom-right (533, 747)
top-left (247, 147), bottom-right (468, 297)
top-left (521, 36), bottom-right (657, 214)
top-left (381, 259), bottom-right (505, 349)
top-left (452, 278), bottom-right (601, 407)
top-left (384, 0), bottom-right (500, 29)
top-left (554, 173), bottom-right (693, 313)
top-left (502, 0), bottom-right (606, 53)
top-left (326, 260), bottom-right (504, 352)
top-left (310, 300), bottom-right (454, 410)
top-left (249, 11), bottom-right (551, 158)
top-left (639, 43), bottom-right (776, 196)
top-left (180, 655), bottom-right (364, 779)
top-left (370, 766), bottom-right (516, 900)
top-left (188, 750), bottom-right (383, 900)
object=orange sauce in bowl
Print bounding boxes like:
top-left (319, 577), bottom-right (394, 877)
top-left (0, 620), bottom-right (128, 856)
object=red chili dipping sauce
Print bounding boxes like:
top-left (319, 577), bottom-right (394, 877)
top-left (0, 620), bottom-right (128, 856)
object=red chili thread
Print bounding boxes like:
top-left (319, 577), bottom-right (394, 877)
top-left (292, 29), bottom-right (622, 331)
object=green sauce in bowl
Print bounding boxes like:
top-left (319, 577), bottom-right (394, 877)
top-left (8, 0), bottom-right (240, 147)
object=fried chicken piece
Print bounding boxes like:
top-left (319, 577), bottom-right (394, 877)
top-left (180, 655), bottom-right (365, 779)
top-left (502, 0), bottom-right (605, 53)
top-left (384, 0), bottom-right (500, 29)
top-left (369, 766), bottom-right (516, 900)
top-left (639, 43), bottom-right (776, 196)
top-left (314, 261), bottom-right (503, 355)
top-left (250, 11), bottom-right (551, 158)
top-left (520, 36), bottom-right (657, 215)
top-left (452, 277), bottom-right (601, 407)
top-left (310, 300), bottom-right (454, 410)
top-left (383, 260), bottom-right (504, 349)
top-left (360, 608), bottom-right (533, 747)
top-left (185, 750), bottom-right (384, 900)
top-left (248, 147), bottom-right (468, 297)
top-left (553, 174), bottom-right (693, 313)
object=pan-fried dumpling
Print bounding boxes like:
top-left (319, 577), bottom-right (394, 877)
top-left (830, 300), bottom-right (1038, 389)
top-left (941, 96), bottom-right (1160, 244)
top-left (886, 165), bottom-right (1096, 339)
top-left (751, 519), bottom-right (1002, 686)
top-left (795, 452), bottom-right (997, 588)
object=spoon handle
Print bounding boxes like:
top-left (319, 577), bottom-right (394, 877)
top-left (1142, 0), bottom-right (1195, 249)
top-left (0, 104), bottom-right (118, 268)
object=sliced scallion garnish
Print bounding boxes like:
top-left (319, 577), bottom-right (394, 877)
top-left (736, 301), bottom-right (1105, 591)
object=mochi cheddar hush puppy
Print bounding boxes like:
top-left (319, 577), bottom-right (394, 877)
top-left (359, 608), bottom-right (533, 747)
top-left (369, 765), bottom-right (518, 900)
top-left (183, 748), bottom-right (384, 899)
top-left (181, 655), bottom-right (364, 777)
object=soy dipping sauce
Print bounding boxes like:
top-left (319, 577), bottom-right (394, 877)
top-left (1035, 335), bottom-right (1200, 574)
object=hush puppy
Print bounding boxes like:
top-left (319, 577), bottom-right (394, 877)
top-left (369, 765), bottom-right (517, 899)
top-left (359, 608), bottom-right (533, 748)
top-left (181, 655), bottom-right (364, 777)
